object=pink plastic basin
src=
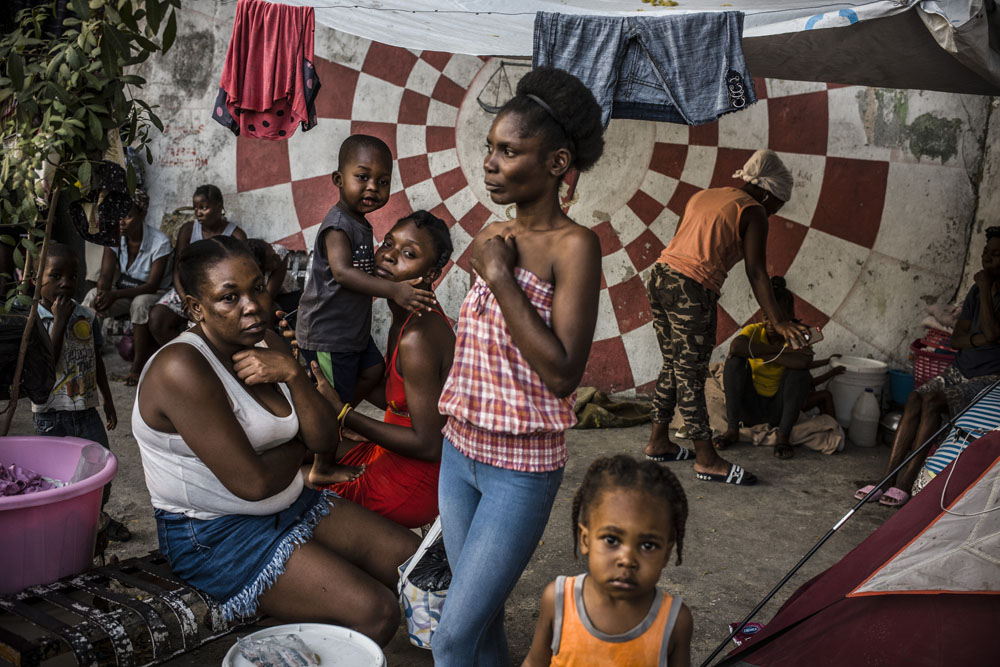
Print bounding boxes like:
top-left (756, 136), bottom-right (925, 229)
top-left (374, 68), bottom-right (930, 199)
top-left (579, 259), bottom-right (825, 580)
top-left (0, 436), bottom-right (118, 594)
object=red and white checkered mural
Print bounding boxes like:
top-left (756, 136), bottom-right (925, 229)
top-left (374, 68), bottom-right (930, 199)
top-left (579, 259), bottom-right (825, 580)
top-left (222, 35), bottom-right (981, 395)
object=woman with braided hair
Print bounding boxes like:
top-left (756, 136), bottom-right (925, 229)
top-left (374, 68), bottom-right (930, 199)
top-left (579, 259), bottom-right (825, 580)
top-left (523, 454), bottom-right (693, 666)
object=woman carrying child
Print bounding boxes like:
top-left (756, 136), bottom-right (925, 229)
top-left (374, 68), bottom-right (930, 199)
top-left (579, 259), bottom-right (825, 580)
top-left (433, 67), bottom-right (605, 666)
top-left (645, 150), bottom-right (811, 486)
top-left (84, 188), bottom-right (172, 385)
top-left (133, 236), bottom-right (419, 644)
top-left (523, 455), bottom-right (693, 666)
top-left (149, 184), bottom-right (246, 346)
top-left (308, 211), bottom-right (454, 529)
top-left (718, 276), bottom-right (844, 459)
top-left (294, 135), bottom-right (436, 485)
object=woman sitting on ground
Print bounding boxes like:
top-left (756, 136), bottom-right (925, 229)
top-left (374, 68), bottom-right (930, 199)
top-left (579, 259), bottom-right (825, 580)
top-left (149, 184), bottom-right (247, 346)
top-left (83, 189), bottom-right (171, 385)
top-left (133, 236), bottom-right (419, 644)
top-left (308, 211), bottom-right (454, 529)
top-left (717, 276), bottom-right (844, 459)
top-left (856, 227), bottom-right (1000, 507)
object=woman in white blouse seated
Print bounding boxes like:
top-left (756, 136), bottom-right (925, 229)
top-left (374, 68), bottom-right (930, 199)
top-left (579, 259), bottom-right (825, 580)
top-left (84, 188), bottom-right (172, 385)
top-left (132, 235), bottom-right (419, 645)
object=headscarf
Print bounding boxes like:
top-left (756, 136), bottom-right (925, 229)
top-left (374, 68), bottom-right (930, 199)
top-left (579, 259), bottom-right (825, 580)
top-left (131, 188), bottom-right (150, 214)
top-left (733, 149), bottom-right (794, 203)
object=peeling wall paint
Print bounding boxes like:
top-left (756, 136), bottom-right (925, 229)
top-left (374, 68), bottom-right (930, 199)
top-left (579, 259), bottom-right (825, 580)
top-left (120, 0), bottom-right (1000, 394)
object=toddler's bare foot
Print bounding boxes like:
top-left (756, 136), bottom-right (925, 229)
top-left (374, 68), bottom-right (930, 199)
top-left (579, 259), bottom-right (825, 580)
top-left (308, 460), bottom-right (365, 487)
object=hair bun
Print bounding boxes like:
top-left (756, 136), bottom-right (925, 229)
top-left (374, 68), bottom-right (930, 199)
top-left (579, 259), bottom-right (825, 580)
top-left (771, 275), bottom-right (787, 290)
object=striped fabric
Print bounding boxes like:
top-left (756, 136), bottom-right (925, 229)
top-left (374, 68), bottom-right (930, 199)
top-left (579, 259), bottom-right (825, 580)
top-left (439, 267), bottom-right (576, 472)
top-left (925, 383), bottom-right (1000, 475)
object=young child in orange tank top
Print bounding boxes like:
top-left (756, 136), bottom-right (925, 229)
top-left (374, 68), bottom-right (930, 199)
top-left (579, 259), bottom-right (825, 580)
top-left (522, 455), bottom-right (693, 667)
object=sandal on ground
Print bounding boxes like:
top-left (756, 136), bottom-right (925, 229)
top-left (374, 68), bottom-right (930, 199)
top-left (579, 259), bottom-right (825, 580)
top-left (854, 484), bottom-right (884, 502)
top-left (695, 463), bottom-right (758, 486)
top-left (105, 515), bottom-right (132, 542)
top-left (646, 446), bottom-right (692, 463)
top-left (773, 444), bottom-right (794, 460)
top-left (122, 372), bottom-right (139, 387)
top-left (713, 435), bottom-right (735, 451)
top-left (879, 487), bottom-right (910, 507)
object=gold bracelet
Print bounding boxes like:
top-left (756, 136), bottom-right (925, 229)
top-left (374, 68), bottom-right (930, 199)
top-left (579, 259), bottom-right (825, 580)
top-left (337, 403), bottom-right (352, 423)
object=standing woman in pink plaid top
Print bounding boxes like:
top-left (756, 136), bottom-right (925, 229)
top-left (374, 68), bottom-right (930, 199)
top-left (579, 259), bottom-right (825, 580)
top-left (433, 66), bottom-right (605, 666)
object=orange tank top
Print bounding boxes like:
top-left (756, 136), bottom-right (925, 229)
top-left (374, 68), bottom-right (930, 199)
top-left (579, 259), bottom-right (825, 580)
top-left (657, 187), bottom-right (763, 294)
top-left (550, 574), bottom-right (681, 667)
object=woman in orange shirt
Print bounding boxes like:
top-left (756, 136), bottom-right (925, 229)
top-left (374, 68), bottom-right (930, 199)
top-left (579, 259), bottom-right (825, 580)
top-left (644, 150), bottom-right (810, 485)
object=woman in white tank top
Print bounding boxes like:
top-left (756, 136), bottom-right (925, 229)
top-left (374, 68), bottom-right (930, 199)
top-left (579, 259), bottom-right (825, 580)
top-left (133, 235), bottom-right (419, 645)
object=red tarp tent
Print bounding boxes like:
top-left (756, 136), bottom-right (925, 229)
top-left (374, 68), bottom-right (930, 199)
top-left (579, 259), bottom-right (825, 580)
top-left (720, 432), bottom-right (1000, 666)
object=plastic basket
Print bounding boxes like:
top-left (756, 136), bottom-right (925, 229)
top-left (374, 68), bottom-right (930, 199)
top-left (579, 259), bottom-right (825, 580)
top-left (910, 338), bottom-right (956, 388)
top-left (923, 328), bottom-right (953, 348)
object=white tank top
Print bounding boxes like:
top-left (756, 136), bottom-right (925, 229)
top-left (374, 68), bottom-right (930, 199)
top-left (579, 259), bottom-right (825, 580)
top-left (191, 219), bottom-right (237, 242)
top-left (132, 331), bottom-right (303, 519)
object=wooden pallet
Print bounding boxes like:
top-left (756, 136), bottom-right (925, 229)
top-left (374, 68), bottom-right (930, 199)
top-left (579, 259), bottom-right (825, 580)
top-left (0, 553), bottom-right (254, 666)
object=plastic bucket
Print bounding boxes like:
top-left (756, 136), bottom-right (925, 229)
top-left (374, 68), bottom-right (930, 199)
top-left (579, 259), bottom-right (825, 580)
top-left (0, 436), bottom-right (117, 594)
top-left (889, 369), bottom-right (915, 406)
top-left (223, 623), bottom-right (386, 666)
top-left (828, 357), bottom-right (889, 428)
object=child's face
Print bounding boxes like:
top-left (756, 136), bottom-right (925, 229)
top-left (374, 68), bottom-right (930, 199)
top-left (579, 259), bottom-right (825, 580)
top-left (579, 488), bottom-right (674, 601)
top-left (762, 300), bottom-right (794, 339)
top-left (334, 147), bottom-right (392, 216)
top-left (193, 194), bottom-right (224, 227)
top-left (40, 256), bottom-right (78, 305)
top-left (375, 219), bottom-right (439, 284)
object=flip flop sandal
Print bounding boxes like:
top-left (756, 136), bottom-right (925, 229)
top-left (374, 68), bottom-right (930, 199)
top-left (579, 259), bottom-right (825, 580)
top-left (879, 487), bottom-right (910, 507)
top-left (695, 463), bottom-right (758, 486)
top-left (773, 444), bottom-right (794, 459)
top-left (646, 446), bottom-right (692, 463)
top-left (854, 484), bottom-right (884, 502)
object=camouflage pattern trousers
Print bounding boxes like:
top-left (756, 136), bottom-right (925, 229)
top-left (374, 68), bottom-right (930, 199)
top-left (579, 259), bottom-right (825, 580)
top-left (646, 263), bottom-right (718, 441)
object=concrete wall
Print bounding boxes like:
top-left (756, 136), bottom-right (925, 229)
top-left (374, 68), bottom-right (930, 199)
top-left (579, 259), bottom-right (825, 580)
top-left (133, 0), bottom-right (999, 395)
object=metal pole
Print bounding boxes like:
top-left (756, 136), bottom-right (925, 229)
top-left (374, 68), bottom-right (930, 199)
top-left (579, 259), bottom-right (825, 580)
top-left (700, 376), bottom-right (1000, 667)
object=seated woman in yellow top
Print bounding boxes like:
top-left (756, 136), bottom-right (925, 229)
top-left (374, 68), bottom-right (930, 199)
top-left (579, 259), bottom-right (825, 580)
top-left (718, 277), bottom-right (843, 459)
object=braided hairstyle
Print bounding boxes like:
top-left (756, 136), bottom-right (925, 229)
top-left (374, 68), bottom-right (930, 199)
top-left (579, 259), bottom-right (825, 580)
top-left (571, 454), bottom-right (689, 565)
top-left (498, 66), bottom-right (605, 173)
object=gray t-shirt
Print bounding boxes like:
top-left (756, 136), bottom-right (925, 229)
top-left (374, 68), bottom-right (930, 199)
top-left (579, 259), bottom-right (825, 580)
top-left (956, 284), bottom-right (1000, 378)
top-left (296, 206), bottom-right (375, 352)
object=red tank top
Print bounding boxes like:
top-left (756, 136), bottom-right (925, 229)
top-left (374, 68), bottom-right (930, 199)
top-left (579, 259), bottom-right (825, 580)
top-left (324, 306), bottom-right (449, 529)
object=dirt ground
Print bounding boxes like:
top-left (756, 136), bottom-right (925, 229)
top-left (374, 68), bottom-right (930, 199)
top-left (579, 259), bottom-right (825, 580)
top-left (5, 350), bottom-right (894, 666)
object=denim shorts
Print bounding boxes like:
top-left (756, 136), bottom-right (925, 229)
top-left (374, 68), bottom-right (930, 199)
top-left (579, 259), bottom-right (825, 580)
top-left (154, 487), bottom-right (335, 620)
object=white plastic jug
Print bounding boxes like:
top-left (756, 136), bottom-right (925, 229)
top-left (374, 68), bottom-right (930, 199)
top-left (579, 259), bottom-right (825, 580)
top-left (849, 388), bottom-right (880, 448)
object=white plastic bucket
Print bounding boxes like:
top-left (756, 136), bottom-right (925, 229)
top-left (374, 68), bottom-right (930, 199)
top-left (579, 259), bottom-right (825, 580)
top-left (828, 356), bottom-right (888, 428)
top-left (222, 624), bottom-right (385, 667)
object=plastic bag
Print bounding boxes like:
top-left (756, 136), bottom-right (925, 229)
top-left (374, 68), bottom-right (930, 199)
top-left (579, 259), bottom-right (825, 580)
top-left (408, 535), bottom-right (451, 591)
top-left (397, 516), bottom-right (451, 649)
top-left (236, 633), bottom-right (321, 667)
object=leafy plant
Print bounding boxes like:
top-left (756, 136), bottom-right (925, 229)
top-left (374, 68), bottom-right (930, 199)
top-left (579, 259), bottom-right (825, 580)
top-left (1, 0), bottom-right (180, 434)
top-left (0, 0), bottom-right (180, 309)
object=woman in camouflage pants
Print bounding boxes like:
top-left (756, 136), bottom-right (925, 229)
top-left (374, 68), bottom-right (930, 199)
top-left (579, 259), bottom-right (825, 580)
top-left (645, 150), bottom-right (810, 486)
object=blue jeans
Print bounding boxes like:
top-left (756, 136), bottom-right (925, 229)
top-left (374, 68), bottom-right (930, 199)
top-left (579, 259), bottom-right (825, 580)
top-left (33, 407), bottom-right (111, 506)
top-left (433, 438), bottom-right (563, 666)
